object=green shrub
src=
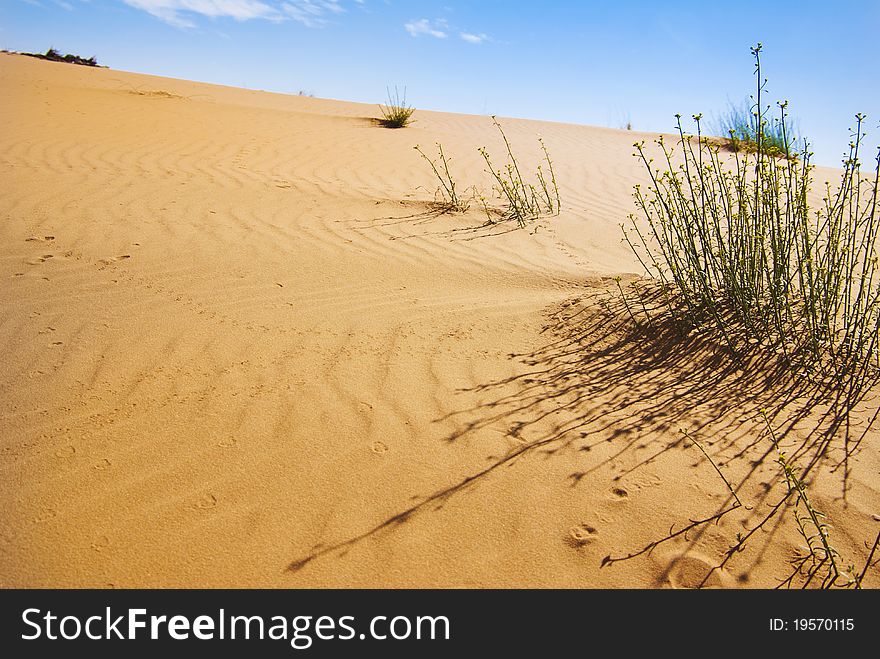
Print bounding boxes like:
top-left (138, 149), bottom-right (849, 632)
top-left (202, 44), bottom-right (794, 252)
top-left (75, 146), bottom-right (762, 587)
top-left (621, 43), bottom-right (880, 417)
top-left (379, 86), bottom-right (415, 128)
top-left (479, 116), bottom-right (561, 227)
top-left (413, 143), bottom-right (470, 212)
top-left (414, 117), bottom-right (561, 227)
top-left (713, 98), bottom-right (799, 157)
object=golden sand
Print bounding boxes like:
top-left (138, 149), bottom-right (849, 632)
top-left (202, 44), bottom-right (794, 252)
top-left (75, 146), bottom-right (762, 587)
top-left (1, 54), bottom-right (877, 588)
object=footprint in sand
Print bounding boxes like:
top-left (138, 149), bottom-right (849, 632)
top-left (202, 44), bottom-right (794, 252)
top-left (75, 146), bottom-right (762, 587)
top-left (25, 236), bottom-right (55, 242)
top-left (217, 436), bottom-right (237, 449)
top-left (93, 458), bottom-right (112, 471)
top-left (96, 255), bottom-right (131, 269)
top-left (54, 445), bottom-right (76, 459)
top-left (370, 440), bottom-right (388, 455)
top-left (630, 472), bottom-right (663, 491)
top-left (661, 552), bottom-right (735, 589)
top-left (33, 508), bottom-right (58, 524)
top-left (91, 536), bottom-right (110, 553)
top-left (192, 493), bottom-right (218, 510)
top-left (566, 523), bottom-right (600, 547)
top-left (610, 486), bottom-right (629, 500)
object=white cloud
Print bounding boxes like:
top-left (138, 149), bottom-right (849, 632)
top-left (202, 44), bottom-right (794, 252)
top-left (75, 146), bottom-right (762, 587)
top-left (123, 0), bottom-right (350, 29)
top-left (459, 31), bottom-right (488, 44)
top-left (123, 1), bottom-right (279, 27)
top-left (283, 0), bottom-right (344, 28)
top-left (404, 18), bottom-right (491, 44)
top-left (23, 0), bottom-right (76, 8)
top-left (404, 18), bottom-right (447, 39)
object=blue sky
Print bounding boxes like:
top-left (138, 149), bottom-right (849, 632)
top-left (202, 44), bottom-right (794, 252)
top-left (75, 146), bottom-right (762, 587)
top-left (2, 0), bottom-right (878, 166)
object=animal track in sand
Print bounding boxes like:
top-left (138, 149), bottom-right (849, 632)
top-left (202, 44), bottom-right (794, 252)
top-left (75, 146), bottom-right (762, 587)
top-left (93, 458), bottom-right (112, 471)
top-left (25, 235), bottom-right (55, 242)
top-left (96, 255), bottom-right (131, 269)
top-left (54, 445), bottom-right (76, 459)
top-left (630, 472), bottom-right (663, 490)
top-left (610, 486), bottom-right (629, 499)
top-left (33, 508), bottom-right (58, 524)
top-left (91, 536), bottom-right (110, 553)
top-left (662, 552), bottom-right (735, 589)
top-left (192, 493), bottom-right (218, 511)
top-left (370, 441), bottom-right (388, 455)
top-left (566, 523), bottom-right (600, 547)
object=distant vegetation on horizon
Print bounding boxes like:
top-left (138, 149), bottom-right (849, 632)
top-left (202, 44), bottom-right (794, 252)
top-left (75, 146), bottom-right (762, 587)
top-left (711, 98), bottom-right (801, 157)
top-left (15, 47), bottom-right (103, 68)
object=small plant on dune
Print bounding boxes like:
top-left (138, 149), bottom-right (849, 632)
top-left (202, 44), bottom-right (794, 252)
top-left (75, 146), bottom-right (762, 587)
top-left (412, 117), bottom-right (561, 227)
top-left (379, 86), bottom-right (415, 128)
top-left (413, 143), bottom-right (470, 212)
top-left (479, 116), bottom-right (561, 227)
top-left (713, 98), bottom-right (800, 157)
top-left (762, 412), bottom-right (880, 589)
top-left (621, 43), bottom-right (880, 431)
top-left (772, 440), bottom-right (850, 587)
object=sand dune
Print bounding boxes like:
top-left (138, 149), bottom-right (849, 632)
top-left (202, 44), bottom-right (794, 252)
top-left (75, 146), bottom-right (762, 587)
top-left (1, 53), bottom-right (877, 588)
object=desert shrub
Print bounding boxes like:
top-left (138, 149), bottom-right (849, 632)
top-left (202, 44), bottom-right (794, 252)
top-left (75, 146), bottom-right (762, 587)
top-left (414, 117), bottom-right (561, 227)
top-left (479, 116), bottom-right (561, 227)
top-left (22, 48), bottom-right (99, 67)
top-left (621, 43), bottom-right (880, 417)
top-left (713, 98), bottom-right (800, 157)
top-left (413, 143), bottom-right (470, 212)
top-left (379, 86), bottom-right (415, 128)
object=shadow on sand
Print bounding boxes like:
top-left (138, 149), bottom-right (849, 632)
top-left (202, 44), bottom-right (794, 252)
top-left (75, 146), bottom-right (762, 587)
top-left (287, 280), bottom-right (878, 585)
